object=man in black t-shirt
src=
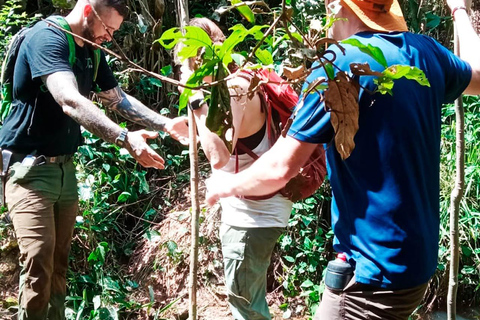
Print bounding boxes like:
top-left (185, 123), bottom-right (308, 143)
top-left (0, 0), bottom-right (188, 318)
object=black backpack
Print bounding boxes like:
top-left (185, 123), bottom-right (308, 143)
top-left (0, 16), bottom-right (101, 123)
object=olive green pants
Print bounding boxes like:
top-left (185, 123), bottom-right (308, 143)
top-left (220, 224), bottom-right (283, 320)
top-left (6, 160), bottom-right (78, 320)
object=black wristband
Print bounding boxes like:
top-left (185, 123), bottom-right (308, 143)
top-left (190, 98), bottom-right (206, 110)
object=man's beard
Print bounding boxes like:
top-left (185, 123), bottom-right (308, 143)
top-left (82, 16), bottom-right (99, 49)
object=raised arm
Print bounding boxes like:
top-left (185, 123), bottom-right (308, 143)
top-left (43, 71), bottom-right (165, 169)
top-left (96, 86), bottom-right (189, 145)
top-left (447, 0), bottom-right (480, 94)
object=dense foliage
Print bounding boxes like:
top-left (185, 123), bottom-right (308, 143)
top-left (0, 0), bottom-right (479, 319)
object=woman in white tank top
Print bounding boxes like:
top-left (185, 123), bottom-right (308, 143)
top-left (178, 17), bottom-right (293, 320)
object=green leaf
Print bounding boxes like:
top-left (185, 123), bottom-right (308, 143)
top-left (382, 65), bottom-right (430, 87)
top-left (161, 65), bottom-right (172, 76)
top-left (148, 77), bottom-right (162, 88)
top-left (342, 38), bottom-right (388, 68)
top-left (324, 63), bottom-right (335, 80)
top-left (231, 53), bottom-right (246, 66)
top-left (117, 191), bottom-right (131, 203)
top-left (166, 240), bottom-right (177, 252)
top-left (205, 63), bottom-right (233, 152)
top-left (179, 88), bottom-right (193, 112)
top-left (144, 229), bottom-right (161, 242)
top-left (374, 77), bottom-right (394, 95)
top-left (157, 27), bottom-right (183, 50)
top-left (178, 60), bottom-right (219, 113)
top-left (231, 0), bottom-right (255, 23)
top-left (425, 12), bottom-right (441, 29)
top-left (219, 24), bottom-right (267, 65)
top-left (219, 25), bottom-right (250, 63)
top-left (461, 245), bottom-right (473, 257)
top-left (300, 279), bottom-right (315, 288)
top-left (284, 256), bottom-right (295, 263)
top-left (255, 48), bottom-right (274, 65)
top-left (88, 242), bottom-right (109, 265)
top-left (157, 26), bottom-right (213, 61)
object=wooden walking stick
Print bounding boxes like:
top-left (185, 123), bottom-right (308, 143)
top-left (174, 1), bottom-right (199, 319)
top-left (447, 1), bottom-right (471, 319)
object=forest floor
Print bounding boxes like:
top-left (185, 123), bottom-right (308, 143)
top-left (0, 201), bottom-right (309, 320)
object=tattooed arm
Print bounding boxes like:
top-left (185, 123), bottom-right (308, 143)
top-left (97, 86), bottom-right (189, 145)
top-left (43, 71), bottom-right (165, 169)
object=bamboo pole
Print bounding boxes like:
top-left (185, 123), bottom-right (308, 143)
top-left (174, 1), bottom-right (199, 319)
top-left (447, 1), bottom-right (471, 319)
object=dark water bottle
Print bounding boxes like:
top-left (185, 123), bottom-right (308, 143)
top-left (324, 253), bottom-right (354, 290)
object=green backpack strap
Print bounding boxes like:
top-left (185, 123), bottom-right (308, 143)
top-left (39, 16), bottom-right (77, 93)
top-left (92, 49), bottom-right (100, 81)
top-left (51, 16), bottom-right (100, 83)
top-left (50, 16), bottom-right (76, 68)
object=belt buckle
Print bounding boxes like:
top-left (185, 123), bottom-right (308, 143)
top-left (49, 157), bottom-right (56, 164)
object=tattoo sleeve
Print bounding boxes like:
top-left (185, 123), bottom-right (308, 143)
top-left (97, 86), bottom-right (169, 132)
top-left (42, 71), bottom-right (123, 143)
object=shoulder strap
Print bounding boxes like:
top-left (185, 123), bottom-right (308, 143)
top-left (48, 16), bottom-right (76, 68)
top-left (48, 16), bottom-right (100, 82)
top-left (92, 49), bottom-right (101, 81)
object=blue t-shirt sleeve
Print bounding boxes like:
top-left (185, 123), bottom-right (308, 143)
top-left (95, 51), bottom-right (118, 91)
top-left (26, 26), bottom-right (72, 80)
top-left (287, 62), bottom-right (335, 144)
top-left (429, 38), bottom-right (472, 103)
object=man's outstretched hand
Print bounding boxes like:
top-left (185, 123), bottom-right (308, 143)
top-left (125, 129), bottom-right (165, 169)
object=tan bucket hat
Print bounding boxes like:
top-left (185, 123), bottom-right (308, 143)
top-left (341, 0), bottom-right (408, 32)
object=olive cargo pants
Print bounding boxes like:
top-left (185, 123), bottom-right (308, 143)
top-left (220, 224), bottom-right (284, 320)
top-left (6, 160), bottom-right (78, 320)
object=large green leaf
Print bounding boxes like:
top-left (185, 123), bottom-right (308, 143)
top-left (178, 60), bottom-right (219, 112)
top-left (231, 0), bottom-right (255, 23)
top-left (219, 24), bottom-right (251, 64)
top-left (220, 24), bottom-right (268, 65)
top-left (255, 48), bottom-right (273, 65)
top-left (382, 65), bottom-right (430, 87)
top-left (374, 65), bottom-right (430, 95)
top-left (206, 63), bottom-right (233, 152)
top-left (342, 38), bottom-right (388, 68)
top-left (157, 26), bottom-right (213, 61)
top-left (156, 27), bottom-right (183, 49)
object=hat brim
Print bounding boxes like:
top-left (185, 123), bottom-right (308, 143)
top-left (341, 0), bottom-right (408, 32)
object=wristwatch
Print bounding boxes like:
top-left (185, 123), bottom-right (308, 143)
top-left (115, 128), bottom-right (129, 147)
top-left (190, 98), bottom-right (206, 110)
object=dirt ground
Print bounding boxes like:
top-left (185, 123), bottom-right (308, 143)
top-left (0, 204), bottom-right (309, 320)
top-left (127, 204), bottom-right (310, 320)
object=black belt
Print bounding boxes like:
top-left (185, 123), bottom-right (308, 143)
top-left (9, 152), bottom-right (74, 166)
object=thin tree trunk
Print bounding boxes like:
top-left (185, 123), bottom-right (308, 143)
top-left (174, 2), bottom-right (199, 320)
top-left (447, 1), bottom-right (471, 318)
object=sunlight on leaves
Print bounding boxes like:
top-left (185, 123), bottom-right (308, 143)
top-left (255, 48), bottom-right (274, 65)
top-left (231, 0), bottom-right (255, 23)
top-left (342, 38), bottom-right (388, 68)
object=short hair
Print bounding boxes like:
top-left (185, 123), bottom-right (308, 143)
top-left (95, 0), bottom-right (129, 18)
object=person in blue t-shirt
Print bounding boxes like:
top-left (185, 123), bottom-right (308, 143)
top-left (205, 0), bottom-right (480, 318)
